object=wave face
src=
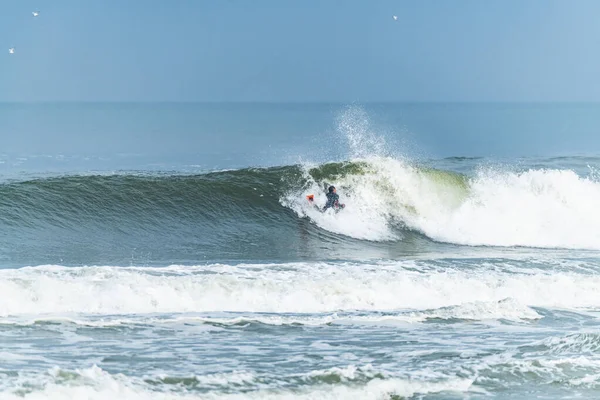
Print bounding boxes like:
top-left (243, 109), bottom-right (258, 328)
top-left (1, 155), bottom-right (600, 267)
top-left (0, 168), bottom-right (305, 266)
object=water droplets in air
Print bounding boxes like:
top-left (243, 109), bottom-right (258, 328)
top-left (335, 106), bottom-right (387, 159)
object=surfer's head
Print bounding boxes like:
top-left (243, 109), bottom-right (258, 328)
top-left (328, 186), bottom-right (336, 193)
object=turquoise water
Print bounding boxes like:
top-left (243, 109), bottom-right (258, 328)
top-left (1, 103), bottom-right (600, 399)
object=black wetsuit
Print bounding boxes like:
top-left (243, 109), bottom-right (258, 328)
top-left (323, 192), bottom-right (344, 211)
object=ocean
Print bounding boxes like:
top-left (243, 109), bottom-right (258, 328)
top-left (1, 102), bottom-right (600, 399)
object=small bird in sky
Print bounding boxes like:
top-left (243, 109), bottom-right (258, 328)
top-left (8, 47), bottom-right (15, 54)
top-left (393, 15), bottom-right (398, 21)
top-left (32, 11), bottom-right (39, 17)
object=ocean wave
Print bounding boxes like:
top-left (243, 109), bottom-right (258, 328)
top-left (1, 153), bottom-right (600, 251)
top-left (285, 156), bottom-right (600, 248)
top-left (0, 263), bottom-right (597, 317)
top-left (0, 365), bottom-right (473, 400)
top-left (0, 298), bottom-right (541, 328)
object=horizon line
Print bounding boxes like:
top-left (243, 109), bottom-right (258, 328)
top-left (3, 100), bottom-right (600, 105)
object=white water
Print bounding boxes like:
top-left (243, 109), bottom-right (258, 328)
top-left (8, 352), bottom-right (600, 399)
top-left (1, 365), bottom-right (474, 400)
top-left (286, 156), bottom-right (600, 249)
top-left (0, 262), bottom-right (598, 317)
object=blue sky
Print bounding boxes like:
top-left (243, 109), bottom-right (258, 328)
top-left (1, 0), bottom-right (600, 102)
